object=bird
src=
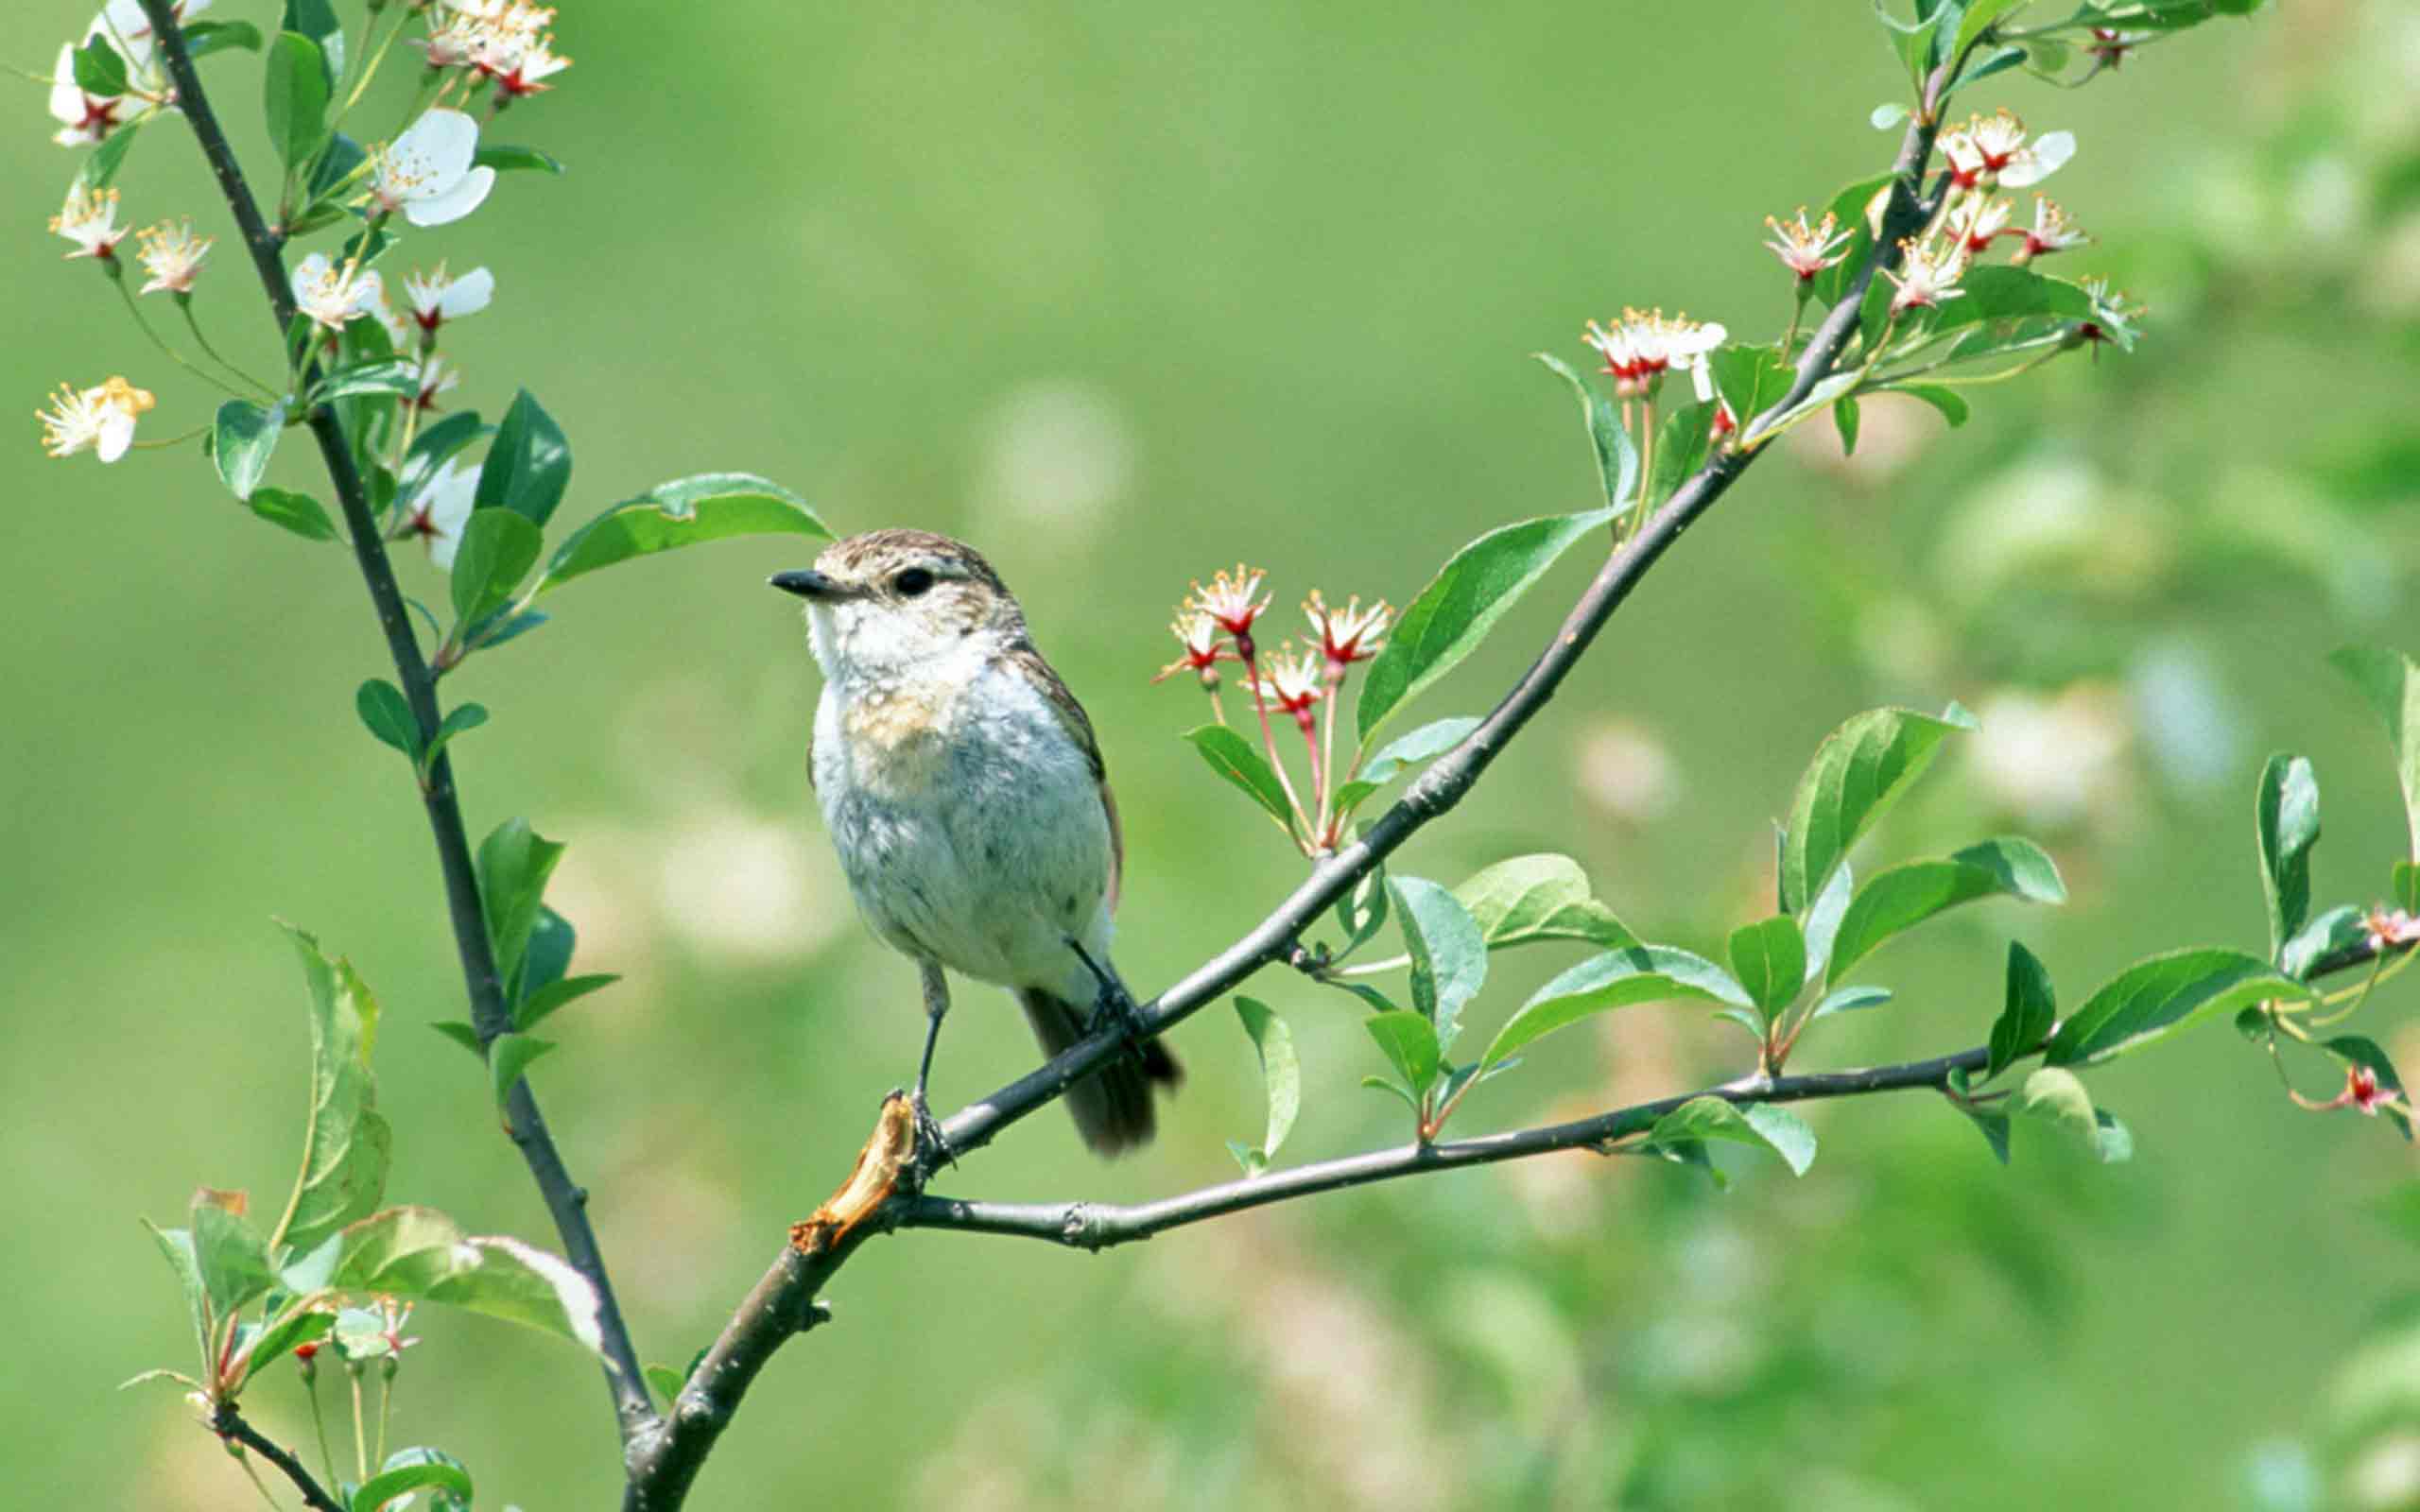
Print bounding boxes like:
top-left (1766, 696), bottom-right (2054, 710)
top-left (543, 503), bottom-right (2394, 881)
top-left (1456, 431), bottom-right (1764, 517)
top-left (770, 529), bottom-right (1182, 1158)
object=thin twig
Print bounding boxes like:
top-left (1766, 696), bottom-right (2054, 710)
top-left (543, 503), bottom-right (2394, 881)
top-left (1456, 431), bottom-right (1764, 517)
top-left (131, 0), bottom-right (656, 1439)
top-left (621, 83), bottom-right (1954, 1512)
top-left (212, 1405), bottom-right (345, 1512)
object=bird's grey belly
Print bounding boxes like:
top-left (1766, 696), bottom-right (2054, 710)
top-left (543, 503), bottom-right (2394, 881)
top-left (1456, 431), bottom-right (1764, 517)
top-left (824, 718), bottom-right (1108, 988)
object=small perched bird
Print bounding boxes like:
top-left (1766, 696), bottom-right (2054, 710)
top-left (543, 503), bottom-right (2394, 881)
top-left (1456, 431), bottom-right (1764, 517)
top-left (772, 529), bottom-right (1181, 1157)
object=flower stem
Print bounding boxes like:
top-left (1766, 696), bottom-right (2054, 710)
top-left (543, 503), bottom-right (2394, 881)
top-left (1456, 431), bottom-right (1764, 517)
top-left (179, 299), bottom-right (282, 400)
top-left (1781, 285), bottom-right (1807, 355)
top-left (1238, 642), bottom-right (1313, 851)
top-left (114, 277), bottom-right (255, 399)
top-left (375, 1371), bottom-right (392, 1469)
top-left (303, 1368), bottom-right (337, 1488)
top-left (349, 1368), bottom-right (368, 1486)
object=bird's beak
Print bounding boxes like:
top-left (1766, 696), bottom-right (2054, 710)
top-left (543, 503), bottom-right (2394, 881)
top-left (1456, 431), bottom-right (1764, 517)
top-left (769, 568), bottom-right (850, 601)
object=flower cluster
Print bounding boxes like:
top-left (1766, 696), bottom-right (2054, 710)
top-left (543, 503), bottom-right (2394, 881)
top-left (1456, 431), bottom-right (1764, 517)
top-left (36, 374), bottom-right (153, 462)
top-left (1877, 111), bottom-right (2094, 317)
top-left (418, 0), bottom-right (574, 103)
top-left (1582, 308), bottom-right (1726, 401)
top-left (1156, 568), bottom-right (1393, 854)
top-left (1764, 208), bottom-right (1853, 284)
top-left (45, 0), bottom-right (207, 147)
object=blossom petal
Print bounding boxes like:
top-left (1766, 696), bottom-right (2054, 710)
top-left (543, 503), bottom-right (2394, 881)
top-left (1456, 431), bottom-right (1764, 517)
top-left (95, 407), bottom-right (136, 463)
top-left (49, 44), bottom-right (89, 126)
top-left (404, 165), bottom-right (494, 228)
top-left (2002, 131), bottom-right (2075, 188)
top-left (393, 108), bottom-right (482, 180)
top-left (439, 266), bottom-right (494, 318)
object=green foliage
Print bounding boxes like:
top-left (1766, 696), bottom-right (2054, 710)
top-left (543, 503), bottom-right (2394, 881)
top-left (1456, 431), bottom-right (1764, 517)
top-left (1184, 725), bottom-right (1294, 831)
top-left (267, 925), bottom-right (390, 1256)
top-left (1777, 704), bottom-right (1975, 913)
top-left (76, 123), bottom-right (141, 192)
top-left (488, 1031), bottom-right (557, 1111)
top-left (475, 144), bottom-right (566, 175)
top-left (262, 32), bottom-right (330, 170)
top-left (72, 37), bottom-right (129, 97)
top-left (1534, 353), bottom-right (1639, 513)
top-left (1641, 1096), bottom-right (1817, 1177)
top-left (182, 20), bottom-right (266, 59)
top-left (2255, 753), bottom-right (2320, 960)
top-left (280, 0), bottom-right (344, 80)
top-left (1449, 853), bottom-right (1634, 952)
top-left (2281, 905), bottom-right (2366, 982)
top-left (535, 472), bottom-right (829, 593)
top-left (354, 679), bottom-right (417, 758)
top-left (249, 486), bottom-right (338, 541)
top-left (1727, 915), bottom-right (1806, 1018)
top-left (1824, 837), bottom-right (2066, 984)
top-left (320, 1206), bottom-right (605, 1356)
top-left (1365, 1010), bottom-right (1442, 1100)
top-left (212, 399), bottom-right (284, 501)
top-left (353, 1452), bottom-right (473, 1512)
top-left (1389, 876), bottom-right (1486, 1054)
top-left (1330, 715), bottom-right (1478, 816)
top-left (1986, 940), bottom-right (2056, 1082)
top-left (2328, 645), bottom-right (2420, 860)
top-left (475, 817), bottom-right (566, 989)
top-left (310, 358), bottom-right (420, 404)
top-left (1228, 998), bottom-right (1300, 1177)
top-left (418, 701), bottom-right (490, 778)
top-left (1706, 343), bottom-right (1795, 428)
top-left (2045, 949), bottom-right (2314, 1066)
top-left (2015, 1067), bottom-right (2135, 1163)
top-left (475, 390), bottom-right (573, 526)
top-left (1482, 945), bottom-right (1751, 1069)
top-left (514, 971), bottom-right (616, 1033)
top-left (1355, 507), bottom-right (1616, 743)
top-left (449, 508), bottom-right (544, 627)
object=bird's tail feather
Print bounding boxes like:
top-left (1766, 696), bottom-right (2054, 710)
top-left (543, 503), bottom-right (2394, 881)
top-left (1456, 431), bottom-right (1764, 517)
top-left (1016, 988), bottom-right (1183, 1157)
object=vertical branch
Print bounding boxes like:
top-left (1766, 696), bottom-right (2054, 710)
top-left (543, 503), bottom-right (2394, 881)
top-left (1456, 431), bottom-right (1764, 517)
top-left (132, 0), bottom-right (656, 1438)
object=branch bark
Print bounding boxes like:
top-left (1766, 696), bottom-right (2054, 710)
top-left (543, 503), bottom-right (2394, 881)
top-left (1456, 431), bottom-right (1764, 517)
top-left (212, 1404), bottom-right (345, 1512)
top-left (623, 84), bottom-right (1956, 1512)
top-left (133, 0), bottom-right (655, 1439)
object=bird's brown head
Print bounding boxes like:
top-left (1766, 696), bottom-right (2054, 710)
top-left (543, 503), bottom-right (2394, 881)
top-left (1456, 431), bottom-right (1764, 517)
top-left (771, 529), bottom-right (1026, 679)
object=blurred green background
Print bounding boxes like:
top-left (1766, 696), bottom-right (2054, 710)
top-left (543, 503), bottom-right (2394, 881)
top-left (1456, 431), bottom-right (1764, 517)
top-left (9, 0), bottom-right (2420, 1505)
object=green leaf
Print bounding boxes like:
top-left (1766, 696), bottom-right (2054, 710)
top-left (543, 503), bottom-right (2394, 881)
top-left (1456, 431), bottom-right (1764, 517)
top-left (1949, 0), bottom-right (2031, 66)
top-left (399, 410), bottom-right (487, 497)
top-left (1334, 867), bottom-right (1391, 955)
top-left (330, 1206), bottom-right (605, 1355)
top-left (448, 508), bottom-right (544, 627)
top-left (1892, 384), bottom-right (1971, 427)
top-left (143, 1220), bottom-right (213, 1366)
top-left (1811, 172), bottom-right (1896, 308)
top-left (2327, 1036), bottom-right (2414, 1141)
top-left (1183, 725), bottom-right (1296, 831)
top-left (1777, 704), bottom-right (1975, 914)
top-left (263, 32), bottom-right (330, 169)
top-left (514, 972), bottom-right (616, 1033)
top-left (646, 1364), bottom-right (685, 1406)
top-left (1356, 507), bottom-right (1616, 744)
top-left (1959, 1103), bottom-right (2014, 1164)
top-left (2255, 757), bottom-right (2320, 961)
top-left (1360, 1074), bottom-right (1422, 1116)
top-left (473, 389), bottom-right (573, 526)
top-left (1365, 1011), bottom-right (1441, 1098)
top-left (519, 906), bottom-right (577, 1002)
top-left (73, 36), bottom-right (130, 97)
top-left (1833, 396), bottom-right (1862, 456)
top-left (1871, 100), bottom-right (1910, 129)
top-left (1333, 715), bottom-right (1479, 814)
top-left (1705, 343), bottom-right (1796, 431)
top-left (2394, 861), bottom-right (2419, 915)
top-left (353, 1453), bottom-right (473, 1512)
top-left (1389, 877), bottom-right (1487, 1052)
top-left (1449, 853), bottom-right (1634, 952)
top-left (1807, 984), bottom-right (1893, 1022)
top-left (430, 1021), bottom-right (484, 1057)
top-left (191, 1191), bottom-right (275, 1320)
top-left (2045, 949), bottom-right (2317, 1066)
top-left (267, 925), bottom-right (391, 1257)
top-left (354, 679), bottom-right (418, 758)
top-left (2013, 1068), bottom-right (2135, 1163)
top-left (213, 399), bottom-right (285, 501)
top-left (311, 358), bottom-right (419, 404)
top-left (1232, 998), bottom-right (1300, 1175)
top-left (241, 1305), bottom-right (334, 1385)
top-left (1649, 400), bottom-right (1719, 506)
top-left (489, 1032), bottom-right (556, 1110)
top-left (1644, 1097), bottom-right (1817, 1176)
top-left (2282, 905), bottom-right (2368, 982)
top-left (474, 143), bottom-right (565, 174)
top-left (1533, 352), bottom-right (1639, 513)
top-left (77, 123), bottom-right (142, 192)
top-left (536, 472), bottom-right (830, 593)
top-left (475, 818), bottom-right (566, 984)
top-left (184, 19), bottom-right (267, 58)
top-left (1985, 939), bottom-right (2055, 1082)
top-left (281, 0), bottom-right (344, 78)
top-left (1728, 916), bottom-right (1807, 1016)
top-left (419, 702), bottom-right (490, 774)
top-left (1874, 0), bottom-right (1944, 88)
top-left (1800, 860), bottom-right (1856, 985)
top-left (2329, 646), bottom-right (2420, 860)
top-left (250, 487), bottom-right (338, 542)
top-left (1824, 837), bottom-right (2066, 985)
top-left (1483, 945), bottom-right (1751, 1069)
top-left (1928, 266), bottom-right (2098, 335)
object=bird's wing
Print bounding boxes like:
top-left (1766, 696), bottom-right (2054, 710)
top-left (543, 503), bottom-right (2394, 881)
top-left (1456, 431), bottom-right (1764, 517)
top-left (1006, 641), bottom-right (1120, 915)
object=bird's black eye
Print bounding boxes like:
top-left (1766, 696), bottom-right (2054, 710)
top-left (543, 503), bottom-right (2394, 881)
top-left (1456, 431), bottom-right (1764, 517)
top-left (893, 567), bottom-right (936, 598)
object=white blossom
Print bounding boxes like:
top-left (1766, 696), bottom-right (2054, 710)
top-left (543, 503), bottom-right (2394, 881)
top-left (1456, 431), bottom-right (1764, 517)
top-left (367, 110), bottom-right (496, 228)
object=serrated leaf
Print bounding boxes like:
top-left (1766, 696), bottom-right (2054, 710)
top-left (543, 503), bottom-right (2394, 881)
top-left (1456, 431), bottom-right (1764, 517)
top-left (536, 472), bottom-right (828, 593)
top-left (213, 399), bottom-right (284, 501)
top-left (448, 507), bottom-right (543, 627)
top-left (354, 679), bottom-right (418, 758)
top-left (1986, 939), bottom-right (2056, 1081)
top-left (1778, 705), bottom-right (1975, 914)
top-left (1233, 997), bottom-right (1300, 1172)
top-left (1389, 876), bottom-right (1486, 1051)
top-left (267, 925), bottom-right (390, 1257)
top-left (329, 1206), bottom-right (604, 1356)
top-left (1356, 507), bottom-right (1616, 744)
top-left (1728, 916), bottom-right (1807, 1016)
top-left (1644, 1097), bottom-right (1817, 1176)
top-left (1533, 353), bottom-right (1639, 513)
top-left (1483, 945), bottom-right (1750, 1069)
top-left (1449, 853), bottom-right (1634, 952)
top-left (1825, 837), bottom-right (2066, 985)
top-left (2329, 646), bottom-right (2420, 860)
top-left (1183, 725), bottom-right (1296, 831)
top-left (1365, 1011), bottom-right (1441, 1098)
top-left (2255, 753), bottom-right (2321, 959)
top-left (2045, 948), bottom-right (2316, 1066)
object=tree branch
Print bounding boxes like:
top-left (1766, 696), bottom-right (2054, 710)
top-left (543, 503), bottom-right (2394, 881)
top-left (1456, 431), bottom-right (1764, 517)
top-left (211, 1404), bottom-right (345, 1512)
top-left (133, 0), bottom-right (655, 1439)
top-left (623, 87), bottom-right (1954, 1512)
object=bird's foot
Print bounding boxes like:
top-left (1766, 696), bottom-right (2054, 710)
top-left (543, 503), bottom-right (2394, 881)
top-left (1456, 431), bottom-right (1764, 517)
top-left (895, 1085), bottom-right (956, 1182)
top-left (1081, 975), bottom-right (1150, 1057)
